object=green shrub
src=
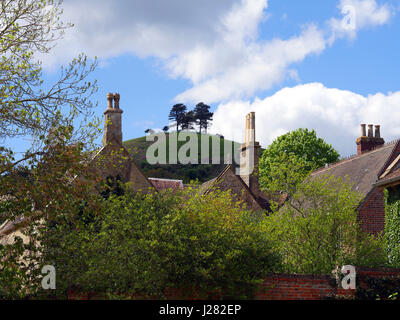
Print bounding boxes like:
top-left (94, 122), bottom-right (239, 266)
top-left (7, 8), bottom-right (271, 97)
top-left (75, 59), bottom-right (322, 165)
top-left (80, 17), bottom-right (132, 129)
top-left (39, 186), bottom-right (281, 299)
top-left (384, 189), bottom-right (400, 267)
top-left (265, 173), bottom-right (388, 274)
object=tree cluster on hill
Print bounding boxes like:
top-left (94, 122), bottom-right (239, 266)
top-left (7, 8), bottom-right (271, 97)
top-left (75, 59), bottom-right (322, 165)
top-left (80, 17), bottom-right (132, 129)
top-left (167, 102), bottom-right (213, 133)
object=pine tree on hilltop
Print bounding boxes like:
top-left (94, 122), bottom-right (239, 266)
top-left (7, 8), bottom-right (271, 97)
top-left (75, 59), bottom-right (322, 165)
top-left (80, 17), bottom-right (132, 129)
top-left (169, 104), bottom-right (187, 132)
top-left (194, 102), bottom-right (213, 134)
top-left (181, 110), bottom-right (195, 131)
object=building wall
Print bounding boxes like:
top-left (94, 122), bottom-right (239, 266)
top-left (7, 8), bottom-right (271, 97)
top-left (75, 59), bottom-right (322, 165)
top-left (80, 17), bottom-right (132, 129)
top-left (0, 229), bottom-right (30, 246)
top-left (358, 187), bottom-right (386, 234)
top-left (89, 143), bottom-right (154, 194)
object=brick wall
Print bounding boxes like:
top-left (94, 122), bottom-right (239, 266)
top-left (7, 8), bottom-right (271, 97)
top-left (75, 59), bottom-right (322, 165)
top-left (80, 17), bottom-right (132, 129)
top-left (68, 267), bottom-right (400, 300)
top-left (254, 267), bottom-right (400, 300)
top-left (358, 187), bottom-right (386, 234)
top-left (254, 274), bottom-right (343, 300)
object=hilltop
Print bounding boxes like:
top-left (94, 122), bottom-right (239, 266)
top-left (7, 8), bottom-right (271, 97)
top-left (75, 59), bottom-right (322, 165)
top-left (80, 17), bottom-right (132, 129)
top-left (123, 133), bottom-right (245, 183)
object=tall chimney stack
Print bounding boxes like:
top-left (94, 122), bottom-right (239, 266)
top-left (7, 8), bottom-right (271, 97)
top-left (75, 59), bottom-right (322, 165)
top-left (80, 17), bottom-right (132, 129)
top-left (103, 92), bottom-right (123, 146)
top-left (356, 123), bottom-right (384, 155)
top-left (240, 112), bottom-right (260, 196)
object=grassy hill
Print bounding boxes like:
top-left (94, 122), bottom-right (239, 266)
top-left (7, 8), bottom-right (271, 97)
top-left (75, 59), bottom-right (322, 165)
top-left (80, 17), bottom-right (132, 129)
top-left (123, 132), bottom-right (242, 183)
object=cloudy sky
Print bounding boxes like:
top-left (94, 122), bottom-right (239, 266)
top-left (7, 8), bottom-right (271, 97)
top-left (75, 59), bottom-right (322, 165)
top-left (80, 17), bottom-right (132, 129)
top-left (41, 0), bottom-right (400, 157)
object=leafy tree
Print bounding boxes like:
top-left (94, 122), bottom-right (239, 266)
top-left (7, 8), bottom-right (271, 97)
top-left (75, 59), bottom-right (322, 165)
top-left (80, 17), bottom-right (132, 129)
top-left (0, 130), bottom-right (105, 298)
top-left (194, 102), bottom-right (213, 133)
top-left (384, 189), bottom-right (400, 267)
top-left (260, 153), bottom-right (310, 205)
top-left (0, 0), bottom-right (100, 298)
top-left (0, 237), bottom-right (30, 299)
top-left (264, 159), bottom-right (388, 275)
top-left (168, 103), bottom-right (187, 132)
top-left (259, 128), bottom-right (340, 192)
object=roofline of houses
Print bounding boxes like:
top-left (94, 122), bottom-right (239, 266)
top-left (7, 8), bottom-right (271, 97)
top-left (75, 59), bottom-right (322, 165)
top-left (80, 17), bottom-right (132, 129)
top-left (312, 139), bottom-right (399, 176)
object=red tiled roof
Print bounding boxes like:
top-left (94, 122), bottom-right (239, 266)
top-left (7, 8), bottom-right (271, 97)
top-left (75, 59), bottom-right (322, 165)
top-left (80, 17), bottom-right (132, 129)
top-left (148, 178), bottom-right (184, 191)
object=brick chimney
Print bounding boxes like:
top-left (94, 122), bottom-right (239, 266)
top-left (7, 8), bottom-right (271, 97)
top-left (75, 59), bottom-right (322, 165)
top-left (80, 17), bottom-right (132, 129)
top-left (102, 93), bottom-right (123, 146)
top-left (240, 112), bottom-right (261, 196)
top-left (356, 124), bottom-right (384, 155)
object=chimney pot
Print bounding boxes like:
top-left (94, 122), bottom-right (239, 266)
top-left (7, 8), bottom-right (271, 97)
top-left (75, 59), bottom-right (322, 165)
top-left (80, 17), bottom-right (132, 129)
top-left (356, 123), bottom-right (385, 155)
top-left (107, 93), bottom-right (113, 109)
top-left (367, 124), bottom-right (373, 138)
top-left (375, 125), bottom-right (381, 138)
top-left (114, 93), bottom-right (120, 109)
top-left (360, 124), bottom-right (366, 137)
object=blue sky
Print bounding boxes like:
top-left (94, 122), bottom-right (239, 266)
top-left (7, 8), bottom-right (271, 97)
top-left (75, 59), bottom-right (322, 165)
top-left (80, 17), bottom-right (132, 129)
top-left (36, 0), bottom-right (400, 157)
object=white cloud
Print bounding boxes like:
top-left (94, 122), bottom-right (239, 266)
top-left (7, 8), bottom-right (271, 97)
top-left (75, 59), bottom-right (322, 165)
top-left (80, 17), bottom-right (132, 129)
top-left (39, 0), bottom-right (395, 105)
top-left (174, 24), bottom-right (326, 103)
top-left (209, 83), bottom-right (400, 157)
top-left (39, 0), bottom-right (240, 69)
top-left (328, 0), bottom-right (393, 43)
top-left (170, 0), bottom-right (394, 103)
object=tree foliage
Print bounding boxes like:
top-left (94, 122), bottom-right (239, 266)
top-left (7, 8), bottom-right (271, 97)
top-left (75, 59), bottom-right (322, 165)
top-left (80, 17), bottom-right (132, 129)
top-left (194, 102), bottom-right (213, 134)
top-left (264, 160), bottom-right (388, 275)
top-left (168, 103), bottom-right (213, 133)
top-left (180, 110), bottom-right (195, 131)
top-left (259, 128), bottom-right (340, 192)
top-left (0, 0), bottom-right (100, 298)
top-left (168, 103), bottom-right (187, 132)
top-left (0, 0), bottom-right (99, 143)
top-left (384, 188), bottom-right (400, 267)
top-left (39, 186), bottom-right (281, 299)
top-left (0, 236), bottom-right (31, 299)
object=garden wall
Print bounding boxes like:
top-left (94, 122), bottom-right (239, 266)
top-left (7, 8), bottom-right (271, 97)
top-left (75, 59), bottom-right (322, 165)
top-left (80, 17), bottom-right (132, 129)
top-left (68, 267), bottom-right (400, 300)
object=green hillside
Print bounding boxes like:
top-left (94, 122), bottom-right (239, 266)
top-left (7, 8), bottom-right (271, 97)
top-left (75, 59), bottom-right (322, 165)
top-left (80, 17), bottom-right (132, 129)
top-left (123, 133), bottom-right (242, 183)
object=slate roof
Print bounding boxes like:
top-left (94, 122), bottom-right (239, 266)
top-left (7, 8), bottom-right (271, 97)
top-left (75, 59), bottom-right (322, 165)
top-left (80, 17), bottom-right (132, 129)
top-left (199, 165), bottom-right (231, 195)
top-left (200, 165), bottom-right (270, 211)
top-left (311, 141), bottom-right (399, 196)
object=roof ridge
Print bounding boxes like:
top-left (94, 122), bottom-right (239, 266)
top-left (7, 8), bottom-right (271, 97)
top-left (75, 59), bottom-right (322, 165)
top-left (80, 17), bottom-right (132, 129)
top-left (312, 141), bottom-right (398, 175)
top-left (378, 139), bottom-right (400, 178)
top-left (148, 177), bottom-right (183, 183)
